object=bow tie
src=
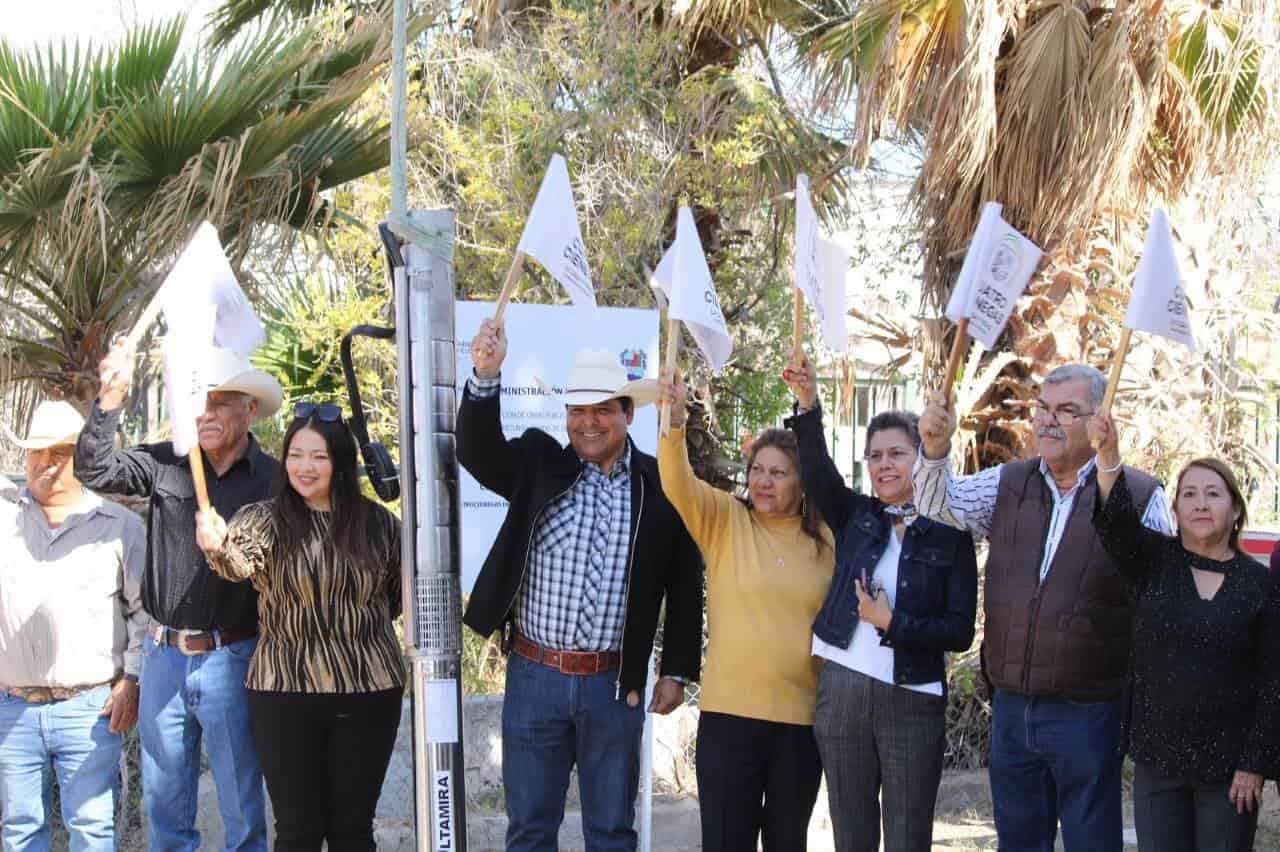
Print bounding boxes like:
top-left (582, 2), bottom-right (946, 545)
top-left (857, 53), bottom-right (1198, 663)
top-left (884, 502), bottom-right (917, 523)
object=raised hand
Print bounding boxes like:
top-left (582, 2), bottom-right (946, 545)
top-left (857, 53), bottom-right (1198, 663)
top-left (657, 368), bottom-right (688, 430)
top-left (194, 508), bottom-right (228, 557)
top-left (782, 353), bottom-right (818, 410)
top-left (1087, 411), bottom-right (1120, 469)
top-left (918, 391), bottom-right (957, 461)
top-left (471, 319), bottom-right (507, 379)
top-left (97, 339), bottom-right (137, 411)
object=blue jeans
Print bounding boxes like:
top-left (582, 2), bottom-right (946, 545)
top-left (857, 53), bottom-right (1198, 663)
top-left (989, 689), bottom-right (1123, 852)
top-left (139, 633), bottom-right (267, 852)
top-left (0, 684), bottom-right (120, 851)
top-left (501, 655), bottom-right (646, 852)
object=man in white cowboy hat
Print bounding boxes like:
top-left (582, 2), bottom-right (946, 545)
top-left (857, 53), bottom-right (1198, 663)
top-left (0, 400), bottom-right (147, 850)
top-left (458, 319), bottom-right (703, 852)
top-left (76, 342), bottom-right (282, 852)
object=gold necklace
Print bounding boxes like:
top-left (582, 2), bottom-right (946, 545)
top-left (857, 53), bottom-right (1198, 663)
top-left (756, 517), bottom-right (796, 569)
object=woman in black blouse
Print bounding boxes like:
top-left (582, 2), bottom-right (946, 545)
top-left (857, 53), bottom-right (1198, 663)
top-left (1090, 413), bottom-right (1280, 852)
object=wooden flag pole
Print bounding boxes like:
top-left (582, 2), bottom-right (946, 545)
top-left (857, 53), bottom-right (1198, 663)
top-left (792, 288), bottom-right (804, 360)
top-left (189, 449), bottom-right (212, 513)
top-left (110, 291), bottom-right (216, 513)
top-left (1101, 327), bottom-right (1132, 415)
top-left (659, 318), bottom-right (680, 436)
top-left (493, 251), bottom-right (527, 326)
top-left (940, 318), bottom-right (971, 404)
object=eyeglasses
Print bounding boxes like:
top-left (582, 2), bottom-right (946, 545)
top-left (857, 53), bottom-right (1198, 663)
top-left (1028, 402), bottom-right (1094, 426)
top-left (293, 402), bottom-right (343, 422)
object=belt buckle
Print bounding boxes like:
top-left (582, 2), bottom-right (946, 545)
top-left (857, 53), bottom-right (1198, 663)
top-left (175, 632), bottom-right (205, 657)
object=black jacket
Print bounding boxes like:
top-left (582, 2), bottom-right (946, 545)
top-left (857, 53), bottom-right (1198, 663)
top-left (75, 402), bottom-right (278, 631)
top-left (457, 385), bottom-right (704, 697)
top-left (787, 405), bottom-right (977, 688)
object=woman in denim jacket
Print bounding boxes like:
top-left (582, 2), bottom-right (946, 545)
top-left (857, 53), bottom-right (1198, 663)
top-left (783, 356), bottom-right (978, 852)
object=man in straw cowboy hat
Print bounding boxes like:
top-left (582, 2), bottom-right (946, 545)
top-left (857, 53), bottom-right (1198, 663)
top-left (459, 319), bottom-right (703, 852)
top-left (76, 343), bottom-right (283, 852)
top-left (0, 400), bottom-right (146, 850)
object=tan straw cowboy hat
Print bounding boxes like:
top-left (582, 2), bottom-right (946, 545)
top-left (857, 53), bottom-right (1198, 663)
top-left (2, 401), bottom-right (85, 450)
top-left (204, 347), bottom-right (283, 419)
top-left (536, 349), bottom-right (659, 408)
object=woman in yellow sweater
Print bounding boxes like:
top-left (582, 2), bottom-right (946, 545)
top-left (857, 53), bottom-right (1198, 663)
top-left (657, 369), bottom-right (834, 852)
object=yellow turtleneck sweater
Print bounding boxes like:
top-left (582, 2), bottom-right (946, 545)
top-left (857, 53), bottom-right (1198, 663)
top-left (659, 428), bottom-right (834, 725)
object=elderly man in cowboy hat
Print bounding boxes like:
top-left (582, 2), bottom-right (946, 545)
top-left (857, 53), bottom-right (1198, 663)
top-left (0, 400), bottom-right (146, 851)
top-left (459, 319), bottom-right (703, 852)
top-left (76, 342), bottom-right (282, 852)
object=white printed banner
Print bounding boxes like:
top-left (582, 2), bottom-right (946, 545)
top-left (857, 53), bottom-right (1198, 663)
top-left (516, 154), bottom-right (597, 314)
top-left (1124, 209), bottom-right (1196, 350)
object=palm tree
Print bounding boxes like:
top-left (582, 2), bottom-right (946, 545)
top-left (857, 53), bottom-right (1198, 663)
top-left (796, 0), bottom-right (1275, 464)
top-left (0, 8), bottom-right (397, 404)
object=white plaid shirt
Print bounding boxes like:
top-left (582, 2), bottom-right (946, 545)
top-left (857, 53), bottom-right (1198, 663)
top-left (468, 374), bottom-right (633, 651)
top-left (913, 453), bottom-right (1173, 583)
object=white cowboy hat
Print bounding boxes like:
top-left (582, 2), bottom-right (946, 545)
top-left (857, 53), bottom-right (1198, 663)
top-left (2, 401), bottom-right (85, 450)
top-left (536, 349), bottom-right (659, 408)
top-left (204, 347), bottom-right (283, 419)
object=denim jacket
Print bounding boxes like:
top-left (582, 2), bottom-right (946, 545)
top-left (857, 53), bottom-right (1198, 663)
top-left (785, 405), bottom-right (978, 688)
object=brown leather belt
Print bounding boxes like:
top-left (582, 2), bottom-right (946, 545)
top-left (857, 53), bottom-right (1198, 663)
top-left (511, 634), bottom-right (621, 676)
top-left (3, 681), bottom-right (112, 705)
top-left (152, 625), bottom-right (257, 656)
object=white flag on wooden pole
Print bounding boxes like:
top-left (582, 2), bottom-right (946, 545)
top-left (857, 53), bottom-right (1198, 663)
top-left (158, 223), bottom-right (265, 454)
top-left (817, 237), bottom-right (849, 353)
top-left (1124, 209), bottom-right (1196, 351)
top-left (516, 154), bottom-right (597, 314)
top-left (795, 174), bottom-right (824, 325)
top-left (946, 202), bottom-right (1042, 350)
top-left (651, 207), bottom-right (733, 371)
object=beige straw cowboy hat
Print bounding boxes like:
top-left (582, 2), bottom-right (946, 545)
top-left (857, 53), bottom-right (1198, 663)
top-left (536, 349), bottom-right (659, 408)
top-left (2, 401), bottom-right (85, 450)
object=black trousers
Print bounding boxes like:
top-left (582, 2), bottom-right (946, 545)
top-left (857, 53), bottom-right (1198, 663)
top-left (1133, 761), bottom-right (1259, 852)
top-left (249, 688), bottom-right (403, 852)
top-left (695, 710), bottom-right (823, 852)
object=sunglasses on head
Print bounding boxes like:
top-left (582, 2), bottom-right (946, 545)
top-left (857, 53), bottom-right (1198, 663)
top-left (293, 402), bottom-right (343, 422)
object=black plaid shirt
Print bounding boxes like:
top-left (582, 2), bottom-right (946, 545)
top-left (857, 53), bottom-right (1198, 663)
top-left (469, 375), bottom-right (632, 651)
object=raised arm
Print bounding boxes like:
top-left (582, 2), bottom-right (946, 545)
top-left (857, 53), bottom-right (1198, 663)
top-left (75, 342), bottom-right (160, 497)
top-left (1088, 412), bottom-right (1169, 583)
top-left (912, 392), bottom-right (999, 538)
top-left (781, 353), bottom-right (870, 531)
top-left (455, 319), bottom-right (530, 499)
top-left (655, 369), bottom-right (737, 556)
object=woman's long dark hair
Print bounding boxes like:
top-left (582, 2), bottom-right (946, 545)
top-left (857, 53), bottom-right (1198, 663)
top-left (274, 413), bottom-right (376, 567)
top-left (741, 428), bottom-right (828, 555)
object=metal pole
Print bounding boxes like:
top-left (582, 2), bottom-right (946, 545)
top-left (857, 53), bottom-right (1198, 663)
top-left (400, 211), bottom-right (466, 852)
top-left (390, 0), bottom-right (408, 221)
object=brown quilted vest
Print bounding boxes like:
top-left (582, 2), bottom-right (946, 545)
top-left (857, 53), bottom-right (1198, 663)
top-left (982, 459), bottom-right (1158, 701)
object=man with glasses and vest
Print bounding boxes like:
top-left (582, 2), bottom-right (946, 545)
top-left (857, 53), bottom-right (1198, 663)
top-left (76, 342), bottom-right (282, 852)
top-left (913, 363), bottom-right (1172, 852)
top-left (459, 319), bottom-right (703, 852)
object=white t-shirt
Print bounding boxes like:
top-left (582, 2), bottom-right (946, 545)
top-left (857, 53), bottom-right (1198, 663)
top-left (812, 529), bottom-right (944, 697)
